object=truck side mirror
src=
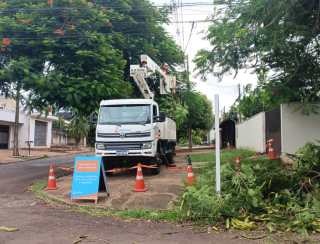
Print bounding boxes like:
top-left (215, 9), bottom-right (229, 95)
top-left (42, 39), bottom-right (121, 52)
top-left (89, 112), bottom-right (98, 124)
top-left (154, 112), bottom-right (166, 122)
top-left (158, 112), bottom-right (166, 122)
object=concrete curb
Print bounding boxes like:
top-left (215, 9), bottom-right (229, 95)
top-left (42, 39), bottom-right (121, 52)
top-left (0, 150), bottom-right (93, 165)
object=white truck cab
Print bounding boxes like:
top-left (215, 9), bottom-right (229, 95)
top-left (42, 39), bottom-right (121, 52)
top-left (95, 99), bottom-right (176, 173)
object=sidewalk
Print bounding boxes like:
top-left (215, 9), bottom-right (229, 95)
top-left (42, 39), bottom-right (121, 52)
top-left (0, 147), bottom-right (94, 164)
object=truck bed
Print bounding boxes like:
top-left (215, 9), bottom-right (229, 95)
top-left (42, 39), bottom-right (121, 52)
top-left (158, 117), bottom-right (176, 141)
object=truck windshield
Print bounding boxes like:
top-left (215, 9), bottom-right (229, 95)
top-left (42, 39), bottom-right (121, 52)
top-left (98, 105), bottom-right (151, 125)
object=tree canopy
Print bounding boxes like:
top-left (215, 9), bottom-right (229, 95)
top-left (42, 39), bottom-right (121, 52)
top-left (195, 0), bottom-right (320, 105)
top-left (225, 84), bottom-right (277, 120)
top-left (0, 0), bottom-right (184, 115)
top-left (0, 0), bottom-right (214, 145)
top-left (182, 91), bottom-right (213, 132)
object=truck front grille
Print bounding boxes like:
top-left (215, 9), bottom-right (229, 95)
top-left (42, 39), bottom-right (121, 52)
top-left (103, 142), bottom-right (143, 150)
top-left (97, 132), bottom-right (151, 138)
top-left (97, 133), bottom-right (119, 138)
top-left (125, 132), bottom-right (151, 138)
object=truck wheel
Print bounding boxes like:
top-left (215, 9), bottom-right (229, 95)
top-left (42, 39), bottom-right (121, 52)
top-left (166, 142), bottom-right (176, 165)
top-left (149, 157), bottom-right (161, 175)
top-left (149, 166), bottom-right (160, 175)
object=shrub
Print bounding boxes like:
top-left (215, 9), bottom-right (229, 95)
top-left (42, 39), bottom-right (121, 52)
top-left (178, 145), bottom-right (320, 233)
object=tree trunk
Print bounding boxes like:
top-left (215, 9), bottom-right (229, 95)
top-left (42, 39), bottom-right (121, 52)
top-left (76, 137), bottom-right (81, 147)
top-left (13, 84), bottom-right (21, 156)
top-left (188, 126), bottom-right (192, 151)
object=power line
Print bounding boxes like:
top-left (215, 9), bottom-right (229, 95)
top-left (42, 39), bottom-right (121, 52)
top-left (0, 2), bottom-right (215, 14)
top-left (172, 0), bottom-right (183, 49)
top-left (0, 1), bottom-right (219, 42)
top-left (0, 7), bottom-right (218, 23)
top-left (179, 0), bottom-right (186, 50)
top-left (0, 19), bottom-right (213, 34)
top-left (0, 28), bottom-right (186, 41)
top-left (184, 21), bottom-right (196, 52)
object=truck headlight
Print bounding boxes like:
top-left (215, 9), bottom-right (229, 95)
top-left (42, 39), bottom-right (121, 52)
top-left (96, 143), bottom-right (105, 150)
top-left (142, 142), bottom-right (152, 150)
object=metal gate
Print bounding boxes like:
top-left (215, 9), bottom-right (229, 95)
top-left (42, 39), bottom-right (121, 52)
top-left (220, 120), bottom-right (236, 148)
top-left (0, 125), bottom-right (9, 149)
top-left (34, 121), bottom-right (47, 146)
top-left (265, 107), bottom-right (281, 155)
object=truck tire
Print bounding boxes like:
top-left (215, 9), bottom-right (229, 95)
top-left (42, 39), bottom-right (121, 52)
top-left (149, 155), bottom-right (161, 175)
top-left (149, 166), bottom-right (161, 175)
top-left (166, 152), bottom-right (175, 165)
top-left (166, 142), bottom-right (176, 165)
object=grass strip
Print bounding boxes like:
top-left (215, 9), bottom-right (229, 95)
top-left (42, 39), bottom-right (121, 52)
top-left (30, 180), bottom-right (179, 222)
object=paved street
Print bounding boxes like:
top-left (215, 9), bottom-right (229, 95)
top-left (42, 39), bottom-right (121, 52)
top-left (0, 156), bottom-right (256, 244)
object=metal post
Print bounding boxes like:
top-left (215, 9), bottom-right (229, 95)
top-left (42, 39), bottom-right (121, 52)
top-left (214, 94), bottom-right (221, 194)
top-left (237, 84), bottom-right (242, 122)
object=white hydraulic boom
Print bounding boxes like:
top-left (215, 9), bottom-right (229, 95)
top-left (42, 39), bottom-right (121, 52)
top-left (130, 55), bottom-right (176, 99)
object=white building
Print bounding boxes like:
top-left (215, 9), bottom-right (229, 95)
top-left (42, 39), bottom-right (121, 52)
top-left (0, 97), bottom-right (57, 149)
top-left (235, 103), bottom-right (320, 155)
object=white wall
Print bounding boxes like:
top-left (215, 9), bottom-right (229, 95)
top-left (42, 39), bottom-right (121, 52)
top-left (281, 103), bottom-right (320, 154)
top-left (0, 114), bottom-right (28, 149)
top-left (19, 117), bottom-right (29, 148)
top-left (47, 120), bottom-right (52, 147)
top-left (236, 112), bottom-right (266, 153)
top-left (0, 110), bottom-right (27, 124)
top-left (52, 131), bottom-right (68, 145)
top-left (5, 116), bottom-right (54, 149)
top-left (0, 97), bottom-right (55, 149)
top-left (208, 128), bottom-right (215, 143)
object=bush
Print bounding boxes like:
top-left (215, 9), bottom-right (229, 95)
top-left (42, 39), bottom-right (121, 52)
top-left (178, 144), bottom-right (320, 233)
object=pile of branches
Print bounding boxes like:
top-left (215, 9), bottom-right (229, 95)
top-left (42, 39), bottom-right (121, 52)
top-left (179, 144), bottom-right (320, 234)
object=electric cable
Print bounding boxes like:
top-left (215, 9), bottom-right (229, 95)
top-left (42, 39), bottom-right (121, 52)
top-left (184, 21), bottom-right (196, 52)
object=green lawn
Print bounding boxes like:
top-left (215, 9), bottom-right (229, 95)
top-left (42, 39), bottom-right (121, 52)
top-left (191, 148), bottom-right (255, 163)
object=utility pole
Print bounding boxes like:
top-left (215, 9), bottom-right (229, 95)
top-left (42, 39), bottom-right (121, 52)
top-left (237, 83), bottom-right (242, 122)
top-left (186, 55), bottom-right (192, 151)
top-left (186, 55), bottom-right (190, 90)
top-left (214, 94), bottom-right (221, 194)
top-left (13, 83), bottom-right (21, 156)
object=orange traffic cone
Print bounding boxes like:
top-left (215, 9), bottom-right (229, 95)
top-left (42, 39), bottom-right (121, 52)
top-left (133, 163), bottom-right (147, 192)
top-left (266, 139), bottom-right (274, 153)
top-left (235, 156), bottom-right (241, 171)
top-left (186, 165), bottom-right (195, 186)
top-left (46, 164), bottom-right (57, 190)
top-left (268, 145), bottom-right (277, 160)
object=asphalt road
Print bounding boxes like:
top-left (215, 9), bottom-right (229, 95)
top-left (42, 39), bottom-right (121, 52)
top-left (0, 155), bottom-right (75, 194)
top-left (0, 155), bottom-right (253, 244)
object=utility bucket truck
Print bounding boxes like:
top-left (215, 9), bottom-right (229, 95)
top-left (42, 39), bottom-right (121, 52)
top-left (96, 55), bottom-right (177, 174)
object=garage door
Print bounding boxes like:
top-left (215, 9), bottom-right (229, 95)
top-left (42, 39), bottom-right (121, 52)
top-left (34, 121), bottom-right (47, 146)
top-left (0, 125), bottom-right (9, 149)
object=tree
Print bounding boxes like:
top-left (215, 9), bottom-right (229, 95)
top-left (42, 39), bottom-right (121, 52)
top-left (0, 57), bottom-right (41, 156)
top-left (156, 95), bottom-right (188, 128)
top-left (0, 0), bottom-right (184, 153)
top-left (0, 0), bottom-right (183, 115)
top-left (236, 84), bottom-right (276, 119)
top-left (195, 0), bottom-right (320, 105)
top-left (181, 91), bottom-right (214, 149)
top-left (107, 0), bottom-right (184, 78)
top-left (68, 115), bottom-right (90, 146)
top-left (0, 0), bottom-right (124, 154)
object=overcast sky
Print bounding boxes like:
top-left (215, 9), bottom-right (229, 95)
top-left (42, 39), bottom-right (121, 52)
top-left (152, 0), bottom-right (257, 112)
